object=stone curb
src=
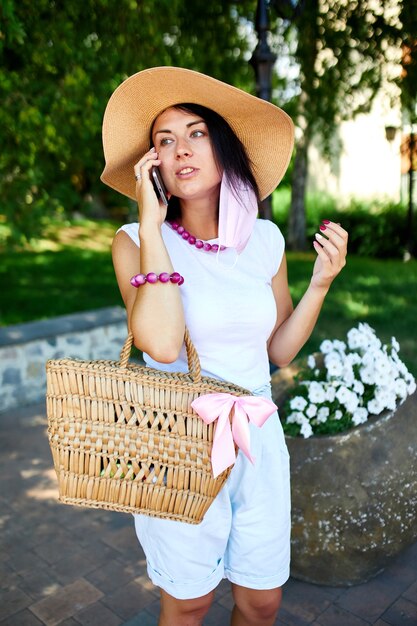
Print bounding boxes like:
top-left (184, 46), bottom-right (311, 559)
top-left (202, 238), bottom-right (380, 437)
top-left (0, 306), bottom-right (127, 347)
top-left (0, 307), bottom-right (129, 413)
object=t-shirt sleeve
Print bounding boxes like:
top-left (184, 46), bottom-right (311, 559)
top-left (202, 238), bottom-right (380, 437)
top-left (116, 222), bottom-right (140, 247)
top-left (267, 221), bottom-right (286, 276)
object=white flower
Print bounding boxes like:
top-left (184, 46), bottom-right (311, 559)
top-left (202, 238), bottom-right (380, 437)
top-left (300, 419), bottom-right (314, 438)
top-left (286, 411), bottom-right (305, 424)
top-left (394, 360), bottom-right (408, 377)
top-left (316, 406), bottom-right (330, 423)
top-left (325, 352), bottom-right (343, 377)
top-left (360, 367), bottom-right (375, 385)
top-left (367, 398), bottom-right (384, 415)
top-left (308, 381), bottom-right (327, 404)
top-left (389, 359), bottom-right (401, 376)
top-left (283, 324), bottom-right (413, 437)
top-left (405, 373), bottom-right (416, 395)
top-left (345, 352), bottom-right (362, 367)
top-left (344, 391), bottom-right (360, 413)
top-left (393, 378), bottom-right (408, 400)
top-left (374, 371), bottom-right (392, 388)
top-left (342, 365), bottom-right (355, 387)
top-left (333, 387), bottom-right (359, 413)
top-left (361, 350), bottom-right (376, 367)
top-left (357, 322), bottom-right (372, 334)
top-left (385, 395), bottom-right (397, 411)
top-left (290, 396), bottom-right (308, 411)
top-left (352, 380), bottom-right (365, 395)
top-left (370, 337), bottom-right (382, 350)
top-left (306, 404), bottom-right (318, 418)
top-left (391, 337), bottom-right (400, 352)
top-left (333, 340), bottom-right (347, 353)
top-left (375, 354), bottom-right (392, 376)
top-left (391, 350), bottom-right (401, 363)
top-left (347, 327), bottom-right (368, 350)
top-left (352, 407), bottom-right (368, 426)
top-left (320, 339), bottom-right (335, 354)
top-left (336, 385), bottom-right (350, 404)
top-left (375, 388), bottom-right (396, 412)
top-left (384, 381), bottom-right (398, 399)
top-left (307, 355), bottom-right (316, 369)
top-left (357, 323), bottom-right (382, 351)
top-left (325, 386), bottom-right (336, 402)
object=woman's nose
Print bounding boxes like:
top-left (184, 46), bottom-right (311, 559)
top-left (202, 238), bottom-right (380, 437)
top-left (176, 139), bottom-right (192, 158)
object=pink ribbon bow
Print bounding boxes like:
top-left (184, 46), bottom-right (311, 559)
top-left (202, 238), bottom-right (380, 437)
top-left (191, 393), bottom-right (278, 478)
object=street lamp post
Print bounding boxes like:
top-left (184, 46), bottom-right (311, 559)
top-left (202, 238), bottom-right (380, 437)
top-left (250, 0), bottom-right (277, 220)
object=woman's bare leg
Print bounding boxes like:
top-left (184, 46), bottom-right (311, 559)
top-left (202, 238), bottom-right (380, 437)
top-left (230, 584), bottom-right (282, 626)
top-left (159, 588), bottom-right (215, 626)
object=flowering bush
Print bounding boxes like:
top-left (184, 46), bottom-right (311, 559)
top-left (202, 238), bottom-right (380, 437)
top-left (281, 323), bottom-right (416, 438)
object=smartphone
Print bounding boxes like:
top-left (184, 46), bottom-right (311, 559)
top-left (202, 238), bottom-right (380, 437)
top-left (151, 166), bottom-right (169, 205)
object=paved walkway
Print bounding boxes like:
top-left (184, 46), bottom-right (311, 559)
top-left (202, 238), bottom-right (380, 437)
top-left (1, 403), bottom-right (416, 626)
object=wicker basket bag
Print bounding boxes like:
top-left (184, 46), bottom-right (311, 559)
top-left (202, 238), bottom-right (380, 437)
top-left (46, 329), bottom-right (250, 524)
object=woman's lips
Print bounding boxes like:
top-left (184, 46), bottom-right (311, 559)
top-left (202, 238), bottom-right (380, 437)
top-left (176, 167), bottom-right (198, 178)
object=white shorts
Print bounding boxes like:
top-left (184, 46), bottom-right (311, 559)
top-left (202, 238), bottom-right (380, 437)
top-left (133, 384), bottom-right (291, 600)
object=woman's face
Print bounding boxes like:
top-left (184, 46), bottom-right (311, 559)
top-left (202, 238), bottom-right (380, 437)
top-left (151, 107), bottom-right (222, 202)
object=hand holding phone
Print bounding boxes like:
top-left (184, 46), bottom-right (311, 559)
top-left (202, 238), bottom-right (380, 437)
top-left (151, 166), bottom-right (169, 206)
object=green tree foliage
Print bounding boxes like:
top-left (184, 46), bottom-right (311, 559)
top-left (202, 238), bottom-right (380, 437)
top-left (270, 0), bottom-right (402, 249)
top-left (399, 1), bottom-right (417, 122)
top-left (0, 0), bottom-right (255, 243)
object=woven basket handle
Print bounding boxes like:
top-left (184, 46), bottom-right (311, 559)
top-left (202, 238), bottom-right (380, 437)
top-left (118, 327), bottom-right (202, 383)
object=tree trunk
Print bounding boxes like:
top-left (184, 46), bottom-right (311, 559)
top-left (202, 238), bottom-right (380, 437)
top-left (258, 195), bottom-right (273, 221)
top-left (287, 136), bottom-right (309, 250)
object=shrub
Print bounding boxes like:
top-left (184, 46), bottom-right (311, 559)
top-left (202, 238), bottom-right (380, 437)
top-left (272, 193), bottom-right (415, 258)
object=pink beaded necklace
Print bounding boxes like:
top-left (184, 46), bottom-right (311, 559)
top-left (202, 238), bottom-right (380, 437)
top-left (168, 221), bottom-right (226, 253)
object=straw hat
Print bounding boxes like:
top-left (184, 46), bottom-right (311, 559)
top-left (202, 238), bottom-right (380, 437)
top-left (101, 66), bottom-right (294, 201)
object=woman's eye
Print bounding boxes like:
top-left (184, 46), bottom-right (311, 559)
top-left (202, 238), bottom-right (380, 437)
top-left (191, 129), bottom-right (205, 138)
top-left (159, 137), bottom-right (173, 146)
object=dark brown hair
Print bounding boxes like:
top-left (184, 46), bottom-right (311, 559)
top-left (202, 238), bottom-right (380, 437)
top-left (150, 103), bottom-right (259, 221)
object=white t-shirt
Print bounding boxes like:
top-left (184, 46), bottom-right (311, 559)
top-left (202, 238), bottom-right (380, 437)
top-left (118, 219), bottom-right (285, 391)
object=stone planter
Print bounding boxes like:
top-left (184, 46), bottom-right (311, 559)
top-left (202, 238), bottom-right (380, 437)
top-left (271, 364), bottom-right (417, 586)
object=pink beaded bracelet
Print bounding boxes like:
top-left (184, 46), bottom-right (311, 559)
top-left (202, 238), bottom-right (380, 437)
top-left (130, 272), bottom-right (184, 288)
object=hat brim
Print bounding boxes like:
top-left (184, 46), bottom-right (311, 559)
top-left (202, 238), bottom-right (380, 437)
top-left (101, 66), bottom-right (294, 202)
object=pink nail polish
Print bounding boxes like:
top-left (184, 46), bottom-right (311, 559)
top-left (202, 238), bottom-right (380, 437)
top-left (322, 219), bottom-right (330, 224)
top-left (319, 224), bottom-right (326, 231)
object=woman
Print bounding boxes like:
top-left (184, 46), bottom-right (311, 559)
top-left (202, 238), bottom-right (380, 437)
top-left (102, 67), bottom-right (348, 626)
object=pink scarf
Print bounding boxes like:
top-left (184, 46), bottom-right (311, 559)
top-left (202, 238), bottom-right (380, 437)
top-left (218, 174), bottom-right (259, 254)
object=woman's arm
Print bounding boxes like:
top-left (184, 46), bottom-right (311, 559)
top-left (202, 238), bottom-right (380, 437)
top-left (268, 221), bottom-right (348, 367)
top-left (111, 150), bottom-right (185, 362)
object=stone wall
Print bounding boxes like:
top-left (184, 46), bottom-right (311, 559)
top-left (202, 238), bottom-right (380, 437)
top-left (0, 307), bottom-right (129, 413)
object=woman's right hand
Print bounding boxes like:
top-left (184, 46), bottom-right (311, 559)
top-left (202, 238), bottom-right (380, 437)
top-left (134, 148), bottom-right (170, 229)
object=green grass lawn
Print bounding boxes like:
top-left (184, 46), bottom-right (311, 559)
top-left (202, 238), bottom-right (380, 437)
top-left (1, 219), bottom-right (416, 374)
top-left (0, 219), bottom-right (123, 323)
